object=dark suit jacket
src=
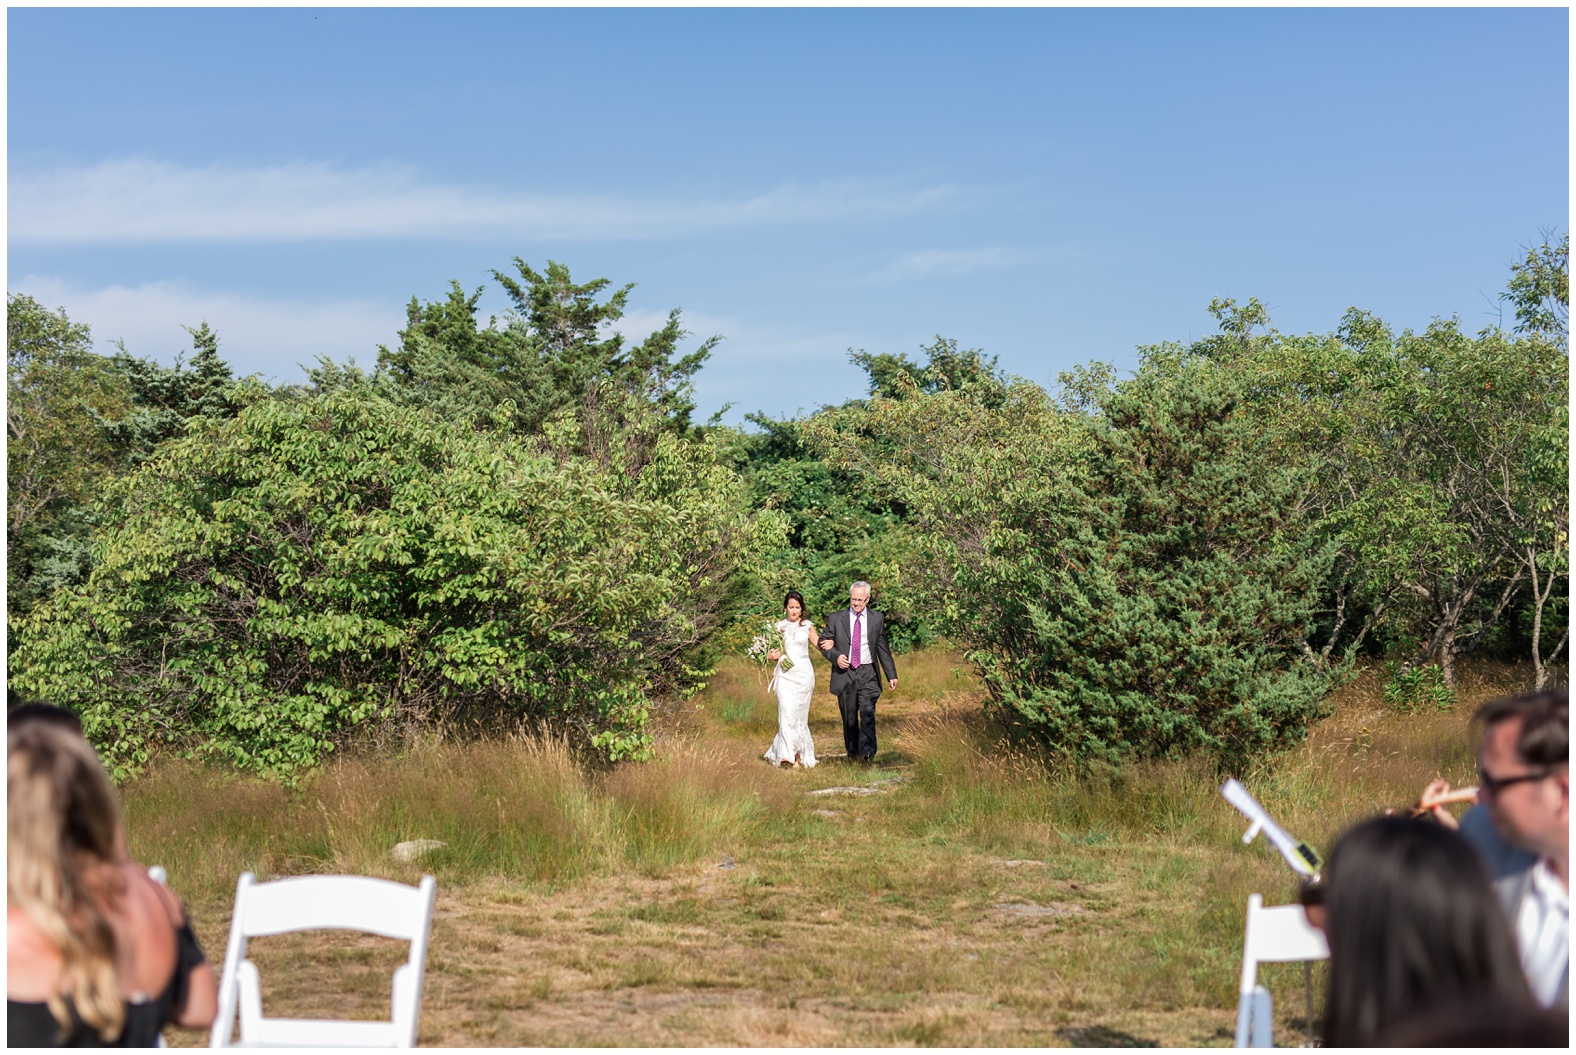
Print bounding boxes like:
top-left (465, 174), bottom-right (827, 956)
top-left (818, 607), bottom-right (897, 696)
top-left (1459, 803), bottom-right (1538, 880)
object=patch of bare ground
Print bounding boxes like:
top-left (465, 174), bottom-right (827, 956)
top-left (177, 863), bottom-right (1239, 1047)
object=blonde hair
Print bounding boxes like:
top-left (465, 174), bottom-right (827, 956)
top-left (7, 722), bottom-right (127, 1041)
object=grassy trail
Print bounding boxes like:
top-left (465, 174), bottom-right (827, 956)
top-left (140, 649), bottom-right (1533, 1047)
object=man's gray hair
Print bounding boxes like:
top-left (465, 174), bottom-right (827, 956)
top-left (850, 581), bottom-right (872, 595)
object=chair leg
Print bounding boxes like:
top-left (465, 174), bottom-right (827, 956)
top-left (1234, 986), bottom-right (1273, 1047)
top-left (1303, 962), bottom-right (1315, 1047)
top-left (1233, 991), bottom-right (1253, 1047)
top-left (392, 963), bottom-right (418, 1047)
top-left (1251, 986), bottom-right (1273, 1047)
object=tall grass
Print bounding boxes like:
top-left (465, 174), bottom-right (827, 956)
top-left (125, 652), bottom-right (1530, 917)
top-left (123, 730), bottom-right (796, 904)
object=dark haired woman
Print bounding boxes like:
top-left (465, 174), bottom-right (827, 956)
top-left (7, 722), bottom-right (217, 1045)
top-left (1318, 815), bottom-right (1539, 1046)
top-left (763, 591), bottom-right (818, 769)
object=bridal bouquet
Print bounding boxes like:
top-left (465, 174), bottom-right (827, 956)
top-left (746, 621), bottom-right (793, 671)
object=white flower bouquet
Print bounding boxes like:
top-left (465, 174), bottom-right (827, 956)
top-left (746, 621), bottom-right (793, 670)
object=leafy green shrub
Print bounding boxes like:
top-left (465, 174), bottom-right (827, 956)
top-left (11, 386), bottom-right (779, 780)
top-left (1382, 662), bottom-right (1455, 712)
top-left (718, 335), bottom-right (1003, 655)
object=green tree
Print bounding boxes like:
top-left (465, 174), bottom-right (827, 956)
top-left (1497, 230), bottom-right (1570, 686)
top-left (10, 386), bottom-right (780, 780)
top-left (849, 335), bottom-right (1005, 402)
top-left (6, 295), bottom-right (132, 619)
top-left (1504, 230), bottom-right (1569, 346)
top-left (1159, 298), bottom-right (1392, 669)
top-left (717, 335), bottom-right (1004, 650)
top-left (7, 303), bottom-right (246, 628)
top-left (101, 320), bottom-right (240, 464)
top-left (730, 453), bottom-right (924, 645)
top-left (372, 280), bottom-right (538, 425)
top-left (1144, 291), bottom-right (1566, 689)
top-left (1316, 315), bottom-right (1565, 686)
top-left (370, 260), bottom-right (718, 436)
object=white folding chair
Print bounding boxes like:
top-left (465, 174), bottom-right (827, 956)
top-left (1233, 893), bottom-right (1328, 1048)
top-left (210, 872), bottom-right (437, 1048)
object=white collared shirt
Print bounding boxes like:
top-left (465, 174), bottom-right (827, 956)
top-left (850, 609), bottom-right (872, 667)
top-left (1516, 857), bottom-right (1569, 1007)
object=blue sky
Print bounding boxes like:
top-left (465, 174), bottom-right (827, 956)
top-left (8, 7), bottom-right (1569, 425)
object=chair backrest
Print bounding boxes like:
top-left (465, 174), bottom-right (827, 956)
top-left (1234, 893), bottom-right (1328, 1047)
top-left (1239, 893), bottom-right (1327, 982)
top-left (210, 872), bottom-right (437, 1049)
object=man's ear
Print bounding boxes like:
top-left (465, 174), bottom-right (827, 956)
top-left (1547, 768), bottom-right (1571, 829)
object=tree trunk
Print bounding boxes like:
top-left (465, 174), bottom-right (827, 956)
top-left (1527, 544), bottom-right (1566, 690)
top-left (1544, 629), bottom-right (1570, 690)
top-left (1531, 546), bottom-right (1548, 689)
top-left (1439, 623), bottom-right (1457, 688)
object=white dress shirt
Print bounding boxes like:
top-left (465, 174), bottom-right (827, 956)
top-left (1516, 857), bottom-right (1570, 1008)
top-left (850, 610), bottom-right (872, 667)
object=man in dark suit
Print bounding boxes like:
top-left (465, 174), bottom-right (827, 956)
top-left (818, 581), bottom-right (897, 763)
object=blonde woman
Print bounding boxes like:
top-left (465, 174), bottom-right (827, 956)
top-left (7, 721), bottom-right (217, 1045)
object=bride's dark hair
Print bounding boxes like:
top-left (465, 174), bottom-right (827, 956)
top-left (782, 590), bottom-right (807, 622)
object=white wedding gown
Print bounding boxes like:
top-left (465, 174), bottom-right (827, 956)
top-left (763, 619), bottom-right (817, 768)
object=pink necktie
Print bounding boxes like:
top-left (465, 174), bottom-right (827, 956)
top-left (851, 613), bottom-right (862, 669)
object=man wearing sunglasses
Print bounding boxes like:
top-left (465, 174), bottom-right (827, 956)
top-left (1473, 688), bottom-right (1568, 1009)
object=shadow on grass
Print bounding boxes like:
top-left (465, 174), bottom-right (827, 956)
top-left (1056, 1024), bottom-right (1159, 1047)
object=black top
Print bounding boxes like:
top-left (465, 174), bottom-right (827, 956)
top-left (6, 921), bottom-right (205, 1047)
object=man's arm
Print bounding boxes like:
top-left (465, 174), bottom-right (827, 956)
top-left (874, 613), bottom-right (898, 687)
top-left (818, 614), bottom-right (841, 661)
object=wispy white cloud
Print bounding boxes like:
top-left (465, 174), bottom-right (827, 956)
top-left (863, 246), bottom-right (1040, 283)
top-left (10, 276), bottom-right (878, 425)
top-left (8, 159), bottom-right (963, 244)
top-left (603, 307), bottom-right (851, 380)
top-left (597, 307), bottom-right (729, 347)
top-left (677, 314), bottom-right (881, 423)
top-left (10, 276), bottom-right (798, 401)
top-left (14, 275), bottom-right (402, 382)
top-left (594, 306), bottom-right (869, 422)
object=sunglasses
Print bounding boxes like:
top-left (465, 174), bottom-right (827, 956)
top-left (1476, 766), bottom-right (1551, 796)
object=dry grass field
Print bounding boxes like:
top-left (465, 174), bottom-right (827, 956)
top-left (131, 648), bottom-right (1541, 1047)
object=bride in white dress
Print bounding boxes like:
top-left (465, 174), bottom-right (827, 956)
top-left (763, 591), bottom-right (817, 768)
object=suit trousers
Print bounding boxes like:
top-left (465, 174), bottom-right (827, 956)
top-left (837, 664), bottom-right (882, 759)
